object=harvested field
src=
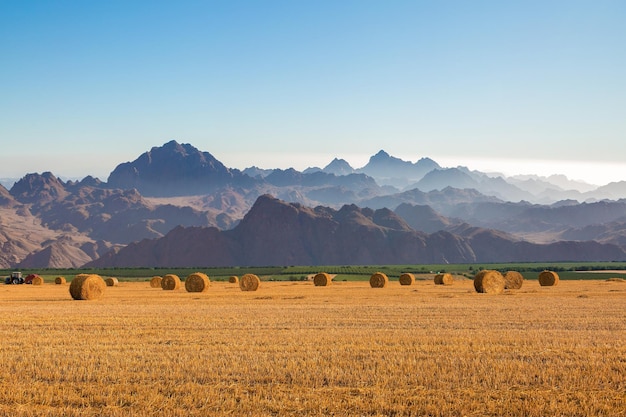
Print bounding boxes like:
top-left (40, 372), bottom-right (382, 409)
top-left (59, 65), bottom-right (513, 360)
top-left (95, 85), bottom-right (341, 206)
top-left (0, 279), bottom-right (624, 416)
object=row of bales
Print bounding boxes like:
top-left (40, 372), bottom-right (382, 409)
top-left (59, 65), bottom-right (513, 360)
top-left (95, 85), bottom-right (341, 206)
top-left (474, 270), bottom-right (559, 294)
top-left (65, 272), bottom-right (263, 300)
top-left (314, 270), bottom-right (560, 294)
top-left (149, 273), bottom-right (261, 292)
top-left (34, 269), bottom-right (560, 300)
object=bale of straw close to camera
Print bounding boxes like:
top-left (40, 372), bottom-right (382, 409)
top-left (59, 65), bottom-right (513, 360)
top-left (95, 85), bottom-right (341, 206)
top-left (105, 277), bottom-right (119, 287)
top-left (69, 274), bottom-right (106, 300)
top-left (369, 272), bottom-right (389, 288)
top-left (149, 276), bottom-right (163, 288)
top-left (538, 270), bottom-right (559, 286)
top-left (239, 273), bottom-right (261, 291)
top-left (503, 271), bottom-right (524, 289)
top-left (434, 273), bottom-right (454, 286)
top-left (228, 276), bottom-right (239, 284)
top-left (313, 272), bottom-right (332, 286)
top-left (161, 274), bottom-right (181, 291)
top-left (473, 270), bottom-right (505, 294)
top-left (31, 275), bottom-right (45, 285)
top-left (185, 272), bottom-right (211, 293)
top-left (399, 273), bottom-right (415, 286)
top-left (55, 276), bottom-right (66, 285)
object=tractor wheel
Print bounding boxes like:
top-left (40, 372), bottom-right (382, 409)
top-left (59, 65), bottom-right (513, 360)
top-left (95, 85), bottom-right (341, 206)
top-left (12, 278), bottom-right (21, 284)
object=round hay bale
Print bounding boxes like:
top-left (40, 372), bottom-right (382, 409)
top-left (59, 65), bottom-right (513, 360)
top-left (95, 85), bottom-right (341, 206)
top-left (149, 276), bottom-right (163, 288)
top-left (399, 273), bottom-right (415, 286)
top-left (31, 275), bottom-right (45, 285)
top-left (369, 272), bottom-right (389, 288)
top-left (105, 277), bottom-right (119, 287)
top-left (239, 273), bottom-right (260, 292)
top-left (185, 272), bottom-right (210, 293)
top-left (473, 270), bottom-right (505, 294)
top-left (69, 274), bottom-right (106, 300)
top-left (538, 270), bottom-right (559, 286)
top-left (55, 276), bottom-right (66, 285)
top-left (434, 273), bottom-right (454, 286)
top-left (228, 276), bottom-right (239, 284)
top-left (161, 274), bottom-right (181, 291)
top-left (313, 272), bottom-right (332, 287)
top-left (503, 271), bottom-right (524, 289)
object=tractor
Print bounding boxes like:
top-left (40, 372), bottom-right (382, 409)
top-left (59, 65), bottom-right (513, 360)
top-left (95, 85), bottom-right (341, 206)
top-left (5, 271), bottom-right (25, 284)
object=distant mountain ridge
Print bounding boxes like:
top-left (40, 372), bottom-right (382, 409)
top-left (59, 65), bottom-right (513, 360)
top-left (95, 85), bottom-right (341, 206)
top-left (86, 195), bottom-right (626, 267)
top-left (3, 139), bottom-right (626, 268)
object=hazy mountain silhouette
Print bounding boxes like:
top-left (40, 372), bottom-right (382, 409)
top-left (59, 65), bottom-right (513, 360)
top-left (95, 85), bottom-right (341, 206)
top-left (3, 140), bottom-right (626, 268)
top-left (107, 140), bottom-right (259, 196)
top-left (86, 195), bottom-right (626, 267)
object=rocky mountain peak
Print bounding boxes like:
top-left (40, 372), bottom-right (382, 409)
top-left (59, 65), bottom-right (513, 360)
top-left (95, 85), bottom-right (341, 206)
top-left (323, 158), bottom-right (355, 176)
top-left (10, 172), bottom-right (68, 205)
top-left (106, 140), bottom-right (258, 196)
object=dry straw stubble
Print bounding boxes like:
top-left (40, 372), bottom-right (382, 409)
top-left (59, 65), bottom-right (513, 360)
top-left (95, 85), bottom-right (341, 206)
top-left (473, 270), bottom-right (505, 294)
top-left (185, 272), bottom-right (211, 293)
top-left (399, 273), bottom-right (415, 286)
top-left (369, 272), bottom-right (389, 288)
top-left (538, 270), bottom-right (559, 286)
top-left (161, 274), bottom-right (182, 291)
top-left (313, 272), bottom-right (332, 287)
top-left (69, 274), bottom-right (106, 300)
top-left (239, 274), bottom-right (261, 291)
top-left (434, 273), bottom-right (454, 286)
top-left (504, 271), bottom-right (524, 289)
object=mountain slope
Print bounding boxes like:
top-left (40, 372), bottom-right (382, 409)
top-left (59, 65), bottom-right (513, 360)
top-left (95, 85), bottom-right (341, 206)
top-left (85, 195), bottom-right (626, 267)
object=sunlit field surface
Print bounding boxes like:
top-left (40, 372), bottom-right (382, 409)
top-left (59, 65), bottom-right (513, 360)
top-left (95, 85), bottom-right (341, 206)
top-left (0, 279), bottom-right (624, 416)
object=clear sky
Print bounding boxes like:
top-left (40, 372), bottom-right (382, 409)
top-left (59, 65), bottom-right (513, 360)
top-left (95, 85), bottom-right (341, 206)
top-left (1, 0), bottom-right (625, 185)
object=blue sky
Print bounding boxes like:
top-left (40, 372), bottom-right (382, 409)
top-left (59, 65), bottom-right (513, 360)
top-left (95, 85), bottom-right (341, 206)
top-left (1, 0), bottom-right (625, 185)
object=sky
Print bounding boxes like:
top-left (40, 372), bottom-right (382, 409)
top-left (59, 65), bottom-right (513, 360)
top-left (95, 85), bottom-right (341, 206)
top-left (1, 0), bottom-right (625, 186)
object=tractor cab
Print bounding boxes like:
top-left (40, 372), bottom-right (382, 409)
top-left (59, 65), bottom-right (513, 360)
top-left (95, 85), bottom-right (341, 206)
top-left (4, 271), bottom-right (24, 284)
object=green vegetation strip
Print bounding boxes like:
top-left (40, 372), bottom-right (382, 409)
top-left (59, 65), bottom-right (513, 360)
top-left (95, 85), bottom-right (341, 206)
top-left (3, 262), bottom-right (626, 282)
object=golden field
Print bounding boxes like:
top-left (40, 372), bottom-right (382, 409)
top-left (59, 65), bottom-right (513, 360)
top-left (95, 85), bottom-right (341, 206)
top-left (0, 278), bottom-right (624, 416)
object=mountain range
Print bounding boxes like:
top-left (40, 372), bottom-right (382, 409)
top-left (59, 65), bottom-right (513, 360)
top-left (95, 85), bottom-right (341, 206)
top-left (2, 139), bottom-right (626, 268)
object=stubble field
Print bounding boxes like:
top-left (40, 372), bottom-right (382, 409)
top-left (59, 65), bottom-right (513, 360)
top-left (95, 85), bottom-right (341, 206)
top-left (0, 278), bottom-right (624, 416)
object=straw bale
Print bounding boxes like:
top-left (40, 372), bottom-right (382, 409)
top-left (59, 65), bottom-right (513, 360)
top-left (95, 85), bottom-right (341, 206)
top-left (185, 272), bottom-right (210, 293)
top-left (161, 274), bottom-right (181, 291)
top-left (369, 272), bottom-right (389, 288)
top-left (434, 273), bottom-right (454, 286)
top-left (105, 277), bottom-right (119, 287)
top-left (55, 276), bottom-right (66, 285)
top-left (538, 270), bottom-right (559, 286)
top-left (503, 271), bottom-right (524, 289)
top-left (313, 272), bottom-right (332, 287)
top-left (150, 276), bottom-right (163, 288)
top-left (69, 274), bottom-right (106, 300)
top-left (31, 275), bottom-right (45, 285)
top-left (399, 273), bottom-right (415, 286)
top-left (473, 270), bottom-right (505, 294)
top-left (228, 276), bottom-right (239, 284)
top-left (239, 273), bottom-right (260, 291)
